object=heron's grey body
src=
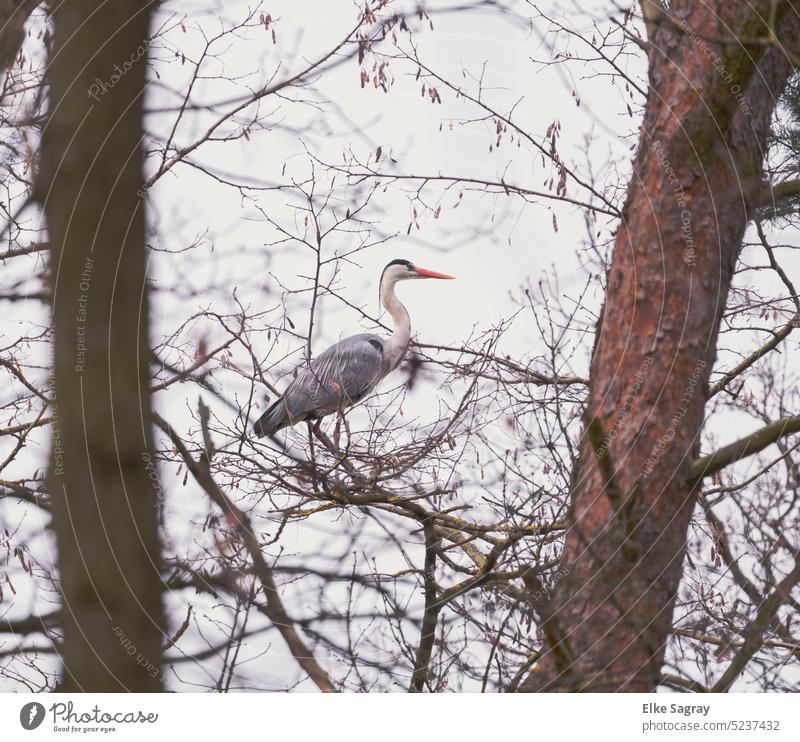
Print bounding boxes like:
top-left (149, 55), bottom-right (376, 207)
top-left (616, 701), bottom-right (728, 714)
top-left (253, 333), bottom-right (390, 436)
top-left (253, 259), bottom-right (453, 438)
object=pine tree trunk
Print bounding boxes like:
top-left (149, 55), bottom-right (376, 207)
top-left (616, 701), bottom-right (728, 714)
top-left (524, 1), bottom-right (799, 692)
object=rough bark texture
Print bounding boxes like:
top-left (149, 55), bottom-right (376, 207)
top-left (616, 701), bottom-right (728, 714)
top-left (41, 1), bottom-right (164, 690)
top-left (523, 1), bottom-right (799, 692)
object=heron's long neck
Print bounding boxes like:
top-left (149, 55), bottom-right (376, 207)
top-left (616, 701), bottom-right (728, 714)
top-left (380, 277), bottom-right (411, 370)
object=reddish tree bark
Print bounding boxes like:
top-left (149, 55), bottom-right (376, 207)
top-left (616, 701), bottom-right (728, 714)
top-left (524, 1), bottom-right (800, 691)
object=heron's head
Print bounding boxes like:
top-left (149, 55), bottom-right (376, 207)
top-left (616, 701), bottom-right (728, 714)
top-left (380, 259), bottom-right (455, 285)
top-left (378, 259), bottom-right (455, 315)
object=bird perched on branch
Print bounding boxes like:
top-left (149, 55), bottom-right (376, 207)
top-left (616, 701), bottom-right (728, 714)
top-left (253, 259), bottom-right (455, 438)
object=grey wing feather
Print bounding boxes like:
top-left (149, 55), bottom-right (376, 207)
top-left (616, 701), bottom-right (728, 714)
top-left (290, 333), bottom-right (385, 412)
top-left (255, 334), bottom-right (385, 436)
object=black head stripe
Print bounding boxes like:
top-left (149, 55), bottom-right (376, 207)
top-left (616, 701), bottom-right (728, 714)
top-left (379, 259), bottom-right (414, 296)
top-left (384, 258), bottom-right (414, 271)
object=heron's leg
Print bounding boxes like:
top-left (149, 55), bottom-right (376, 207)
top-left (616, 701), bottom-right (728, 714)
top-left (343, 413), bottom-right (352, 447)
top-left (306, 418), bottom-right (322, 443)
top-left (333, 408), bottom-right (343, 450)
top-left (306, 420), bottom-right (321, 452)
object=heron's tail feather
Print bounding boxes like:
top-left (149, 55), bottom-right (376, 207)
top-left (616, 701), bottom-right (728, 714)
top-left (253, 399), bottom-right (288, 438)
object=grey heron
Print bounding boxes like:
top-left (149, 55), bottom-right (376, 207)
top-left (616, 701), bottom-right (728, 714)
top-left (253, 259), bottom-right (455, 438)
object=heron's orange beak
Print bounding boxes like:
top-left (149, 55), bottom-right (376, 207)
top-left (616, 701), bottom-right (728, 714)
top-left (414, 267), bottom-right (455, 279)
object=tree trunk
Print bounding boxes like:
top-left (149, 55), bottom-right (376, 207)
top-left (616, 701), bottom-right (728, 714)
top-left (41, 1), bottom-right (164, 691)
top-left (524, 1), bottom-right (799, 692)
top-left (0, 0), bottom-right (38, 71)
